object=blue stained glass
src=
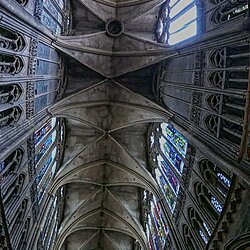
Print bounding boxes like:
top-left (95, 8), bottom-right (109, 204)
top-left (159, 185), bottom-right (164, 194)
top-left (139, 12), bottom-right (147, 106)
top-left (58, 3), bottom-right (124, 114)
top-left (148, 216), bottom-right (160, 250)
top-left (158, 155), bottom-right (180, 195)
top-left (203, 222), bottom-right (211, 236)
top-left (211, 196), bottom-right (223, 213)
top-left (161, 123), bottom-right (188, 157)
top-left (41, 11), bottom-right (61, 34)
top-left (0, 162), bottom-right (5, 171)
top-left (156, 169), bottom-right (176, 212)
top-left (43, 0), bottom-right (63, 23)
top-left (216, 172), bottom-right (231, 188)
top-left (199, 230), bottom-right (208, 244)
top-left (37, 42), bottom-right (51, 59)
top-left (36, 155), bottom-right (53, 185)
top-left (159, 136), bottom-right (185, 174)
top-left (34, 120), bottom-right (52, 145)
top-left (35, 135), bottom-right (53, 164)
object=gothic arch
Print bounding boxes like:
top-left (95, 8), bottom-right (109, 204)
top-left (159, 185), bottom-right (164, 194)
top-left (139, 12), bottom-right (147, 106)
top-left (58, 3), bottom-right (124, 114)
top-left (194, 181), bottom-right (220, 222)
top-left (0, 26), bottom-right (26, 52)
top-left (0, 84), bottom-right (22, 104)
top-left (1, 147), bottom-right (24, 183)
top-left (0, 106), bottom-right (22, 128)
top-left (182, 224), bottom-right (198, 250)
top-left (187, 207), bottom-right (211, 246)
top-left (225, 233), bottom-right (250, 250)
top-left (199, 158), bottom-right (231, 197)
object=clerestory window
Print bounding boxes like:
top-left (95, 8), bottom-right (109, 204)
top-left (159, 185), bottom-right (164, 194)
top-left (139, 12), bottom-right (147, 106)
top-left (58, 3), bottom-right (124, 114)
top-left (156, 0), bottom-right (198, 45)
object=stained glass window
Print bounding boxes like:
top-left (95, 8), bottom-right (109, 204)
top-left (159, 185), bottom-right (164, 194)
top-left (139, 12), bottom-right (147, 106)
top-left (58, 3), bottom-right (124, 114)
top-left (156, 0), bottom-right (197, 45)
top-left (157, 155), bottom-right (180, 195)
top-left (159, 136), bottom-right (184, 174)
top-left (36, 147), bottom-right (57, 187)
top-left (161, 123), bottom-right (188, 157)
top-left (203, 222), bottom-right (211, 237)
top-left (38, 0), bottom-right (65, 35)
top-left (155, 168), bottom-right (176, 212)
top-left (216, 172), bottom-right (231, 188)
top-left (199, 229), bottom-right (208, 244)
top-left (211, 196), bottom-right (223, 213)
top-left (34, 118), bottom-right (56, 145)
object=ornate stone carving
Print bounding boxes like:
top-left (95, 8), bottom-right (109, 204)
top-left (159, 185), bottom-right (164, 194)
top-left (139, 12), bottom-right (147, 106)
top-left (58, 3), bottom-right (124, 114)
top-left (0, 27), bottom-right (25, 52)
top-left (27, 137), bottom-right (35, 181)
top-left (28, 39), bottom-right (38, 75)
top-left (211, 0), bottom-right (248, 25)
top-left (15, 0), bottom-right (28, 6)
top-left (208, 71), bottom-right (224, 89)
top-left (34, 0), bottom-right (43, 20)
top-left (0, 55), bottom-right (23, 75)
top-left (26, 82), bottom-right (34, 119)
top-left (190, 106), bottom-right (201, 126)
top-left (194, 50), bottom-right (205, 86)
top-left (192, 92), bottom-right (203, 107)
top-left (0, 107), bottom-right (22, 128)
top-left (205, 114), bottom-right (219, 137)
top-left (0, 84), bottom-right (22, 104)
top-left (207, 94), bottom-right (222, 113)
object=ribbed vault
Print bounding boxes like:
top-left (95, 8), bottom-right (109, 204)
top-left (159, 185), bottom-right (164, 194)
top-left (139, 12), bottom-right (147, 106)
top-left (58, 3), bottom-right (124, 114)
top-left (48, 80), bottom-right (172, 249)
top-left (47, 0), bottom-right (175, 248)
top-left (54, 0), bottom-right (177, 77)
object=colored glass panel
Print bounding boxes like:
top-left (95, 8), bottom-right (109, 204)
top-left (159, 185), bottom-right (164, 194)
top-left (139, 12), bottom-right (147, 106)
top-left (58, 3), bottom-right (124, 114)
top-left (35, 130), bottom-right (56, 164)
top-left (150, 132), bottom-right (155, 148)
top-left (203, 222), bottom-right (211, 237)
top-left (159, 136), bottom-right (184, 174)
top-left (36, 147), bottom-right (57, 186)
top-left (151, 203), bottom-right (166, 247)
top-left (156, 168), bottom-right (176, 212)
top-left (216, 172), bottom-right (231, 188)
top-left (211, 196), bottom-right (223, 213)
top-left (157, 155), bottom-right (180, 194)
top-left (199, 229), bottom-right (208, 244)
top-left (161, 123), bottom-right (188, 157)
top-left (36, 154), bottom-right (52, 185)
top-left (34, 120), bottom-right (52, 145)
top-left (148, 216), bottom-right (160, 250)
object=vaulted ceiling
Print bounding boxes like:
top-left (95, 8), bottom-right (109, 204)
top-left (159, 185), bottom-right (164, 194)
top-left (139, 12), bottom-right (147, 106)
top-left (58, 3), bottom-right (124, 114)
top-left (48, 0), bottom-right (175, 249)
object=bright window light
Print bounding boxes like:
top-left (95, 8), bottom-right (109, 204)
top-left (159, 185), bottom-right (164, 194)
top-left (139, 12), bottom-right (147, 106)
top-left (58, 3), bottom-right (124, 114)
top-left (169, 5), bottom-right (197, 34)
top-left (170, 0), bottom-right (195, 19)
top-left (169, 20), bottom-right (197, 45)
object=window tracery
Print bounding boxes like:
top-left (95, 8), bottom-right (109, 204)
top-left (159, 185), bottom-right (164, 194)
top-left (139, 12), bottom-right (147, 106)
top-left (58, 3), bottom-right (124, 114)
top-left (188, 208), bottom-right (210, 245)
top-left (0, 55), bottom-right (23, 75)
top-left (14, 0), bottom-right (28, 6)
top-left (194, 182), bottom-right (221, 221)
top-left (211, 0), bottom-right (248, 25)
top-left (2, 173), bottom-right (25, 209)
top-left (150, 123), bottom-right (189, 213)
top-left (0, 27), bottom-right (25, 52)
top-left (34, 0), bottom-right (69, 35)
top-left (0, 107), bottom-right (22, 128)
top-left (156, 0), bottom-right (198, 45)
top-left (0, 85), bottom-right (22, 104)
top-left (199, 159), bottom-right (231, 197)
top-left (182, 224), bottom-right (198, 250)
top-left (0, 148), bottom-right (23, 183)
top-left (143, 191), bottom-right (171, 250)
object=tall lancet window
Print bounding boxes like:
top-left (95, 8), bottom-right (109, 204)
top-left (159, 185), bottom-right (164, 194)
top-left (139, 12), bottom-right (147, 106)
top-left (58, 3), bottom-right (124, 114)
top-left (143, 191), bottom-right (171, 250)
top-left (156, 0), bottom-right (198, 45)
top-left (33, 118), bottom-right (63, 206)
top-left (150, 123), bottom-right (189, 213)
top-left (34, 0), bottom-right (70, 35)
